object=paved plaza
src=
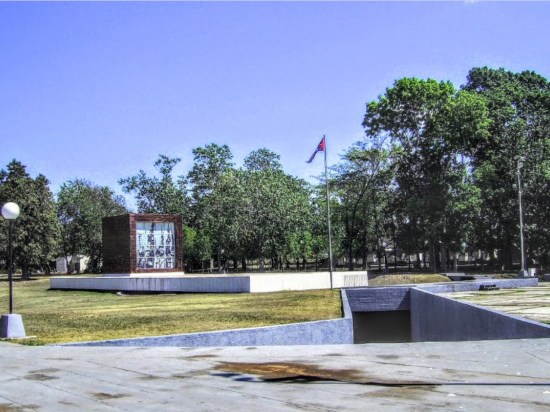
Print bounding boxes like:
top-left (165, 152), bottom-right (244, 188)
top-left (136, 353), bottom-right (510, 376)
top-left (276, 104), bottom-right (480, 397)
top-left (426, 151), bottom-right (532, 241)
top-left (443, 283), bottom-right (550, 324)
top-left (1, 338), bottom-right (550, 411)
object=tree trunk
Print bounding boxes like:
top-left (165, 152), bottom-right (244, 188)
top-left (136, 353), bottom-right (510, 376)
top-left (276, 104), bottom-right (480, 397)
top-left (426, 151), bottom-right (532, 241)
top-left (21, 262), bottom-right (30, 280)
top-left (440, 242), bottom-right (447, 272)
top-left (423, 252), bottom-right (427, 269)
top-left (430, 243), bottom-right (437, 273)
top-left (453, 251), bottom-right (458, 272)
top-left (416, 252), bottom-right (421, 269)
top-left (506, 242), bottom-right (514, 270)
top-left (259, 257), bottom-right (265, 273)
top-left (241, 257), bottom-right (247, 272)
top-left (302, 257), bottom-right (307, 271)
top-left (348, 239), bottom-right (354, 271)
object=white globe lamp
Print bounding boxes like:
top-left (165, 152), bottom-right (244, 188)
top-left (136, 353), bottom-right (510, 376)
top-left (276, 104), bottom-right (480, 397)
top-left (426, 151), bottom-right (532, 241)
top-left (1, 202), bottom-right (20, 220)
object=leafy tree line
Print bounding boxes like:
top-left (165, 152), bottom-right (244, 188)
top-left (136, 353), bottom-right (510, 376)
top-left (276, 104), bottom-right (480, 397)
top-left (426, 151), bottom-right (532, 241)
top-left (2, 66), bottom-right (549, 275)
top-left (336, 66), bottom-right (550, 272)
top-left (120, 146), bottom-right (326, 272)
top-left (0, 160), bottom-right (127, 276)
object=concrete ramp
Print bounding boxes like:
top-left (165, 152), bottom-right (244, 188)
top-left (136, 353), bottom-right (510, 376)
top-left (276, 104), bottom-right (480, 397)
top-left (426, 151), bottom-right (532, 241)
top-left (410, 288), bottom-right (550, 341)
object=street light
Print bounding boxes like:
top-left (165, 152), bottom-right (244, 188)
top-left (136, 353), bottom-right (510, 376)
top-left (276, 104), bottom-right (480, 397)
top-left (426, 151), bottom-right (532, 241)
top-left (2, 202), bottom-right (19, 313)
top-left (516, 158), bottom-right (528, 278)
top-left (1, 202), bottom-right (26, 339)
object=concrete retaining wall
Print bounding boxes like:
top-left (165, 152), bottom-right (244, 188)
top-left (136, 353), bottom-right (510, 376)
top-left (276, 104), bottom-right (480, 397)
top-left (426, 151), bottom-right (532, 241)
top-left (410, 288), bottom-right (550, 341)
top-left (345, 287), bottom-right (410, 311)
top-left (59, 318), bottom-right (353, 347)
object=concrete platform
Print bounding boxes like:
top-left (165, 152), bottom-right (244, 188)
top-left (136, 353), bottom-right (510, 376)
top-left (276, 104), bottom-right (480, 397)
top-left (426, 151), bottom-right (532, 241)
top-left (50, 271), bottom-right (370, 293)
top-left (1, 338), bottom-right (549, 411)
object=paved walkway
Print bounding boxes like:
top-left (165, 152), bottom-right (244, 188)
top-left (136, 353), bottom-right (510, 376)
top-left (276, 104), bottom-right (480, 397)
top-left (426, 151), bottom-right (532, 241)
top-left (1, 338), bottom-right (550, 411)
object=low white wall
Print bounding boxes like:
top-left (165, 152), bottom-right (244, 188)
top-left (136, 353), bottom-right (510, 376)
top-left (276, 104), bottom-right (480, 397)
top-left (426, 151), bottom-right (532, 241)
top-left (51, 275), bottom-right (252, 293)
top-left (50, 271), bottom-right (369, 293)
top-left (248, 271), bottom-right (369, 292)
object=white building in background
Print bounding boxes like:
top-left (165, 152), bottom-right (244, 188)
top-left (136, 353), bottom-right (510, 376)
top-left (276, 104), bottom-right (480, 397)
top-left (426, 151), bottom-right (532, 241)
top-left (56, 255), bottom-right (90, 274)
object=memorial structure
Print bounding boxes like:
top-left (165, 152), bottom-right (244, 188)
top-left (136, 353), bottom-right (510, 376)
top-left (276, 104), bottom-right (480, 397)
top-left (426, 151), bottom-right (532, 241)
top-left (51, 213), bottom-right (371, 292)
top-left (102, 214), bottom-right (184, 276)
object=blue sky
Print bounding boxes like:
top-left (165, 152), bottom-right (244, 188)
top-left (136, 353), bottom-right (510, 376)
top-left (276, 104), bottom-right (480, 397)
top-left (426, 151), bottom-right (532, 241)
top-left (2, 2), bottom-right (549, 210)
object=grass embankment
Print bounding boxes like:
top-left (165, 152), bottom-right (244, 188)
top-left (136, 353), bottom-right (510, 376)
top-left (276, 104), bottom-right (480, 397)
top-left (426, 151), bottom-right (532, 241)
top-left (0, 276), bottom-right (342, 346)
top-left (368, 273), bottom-right (451, 286)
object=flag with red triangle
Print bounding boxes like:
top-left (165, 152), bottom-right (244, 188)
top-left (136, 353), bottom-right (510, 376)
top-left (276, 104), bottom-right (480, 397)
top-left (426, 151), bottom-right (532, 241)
top-left (306, 137), bottom-right (325, 163)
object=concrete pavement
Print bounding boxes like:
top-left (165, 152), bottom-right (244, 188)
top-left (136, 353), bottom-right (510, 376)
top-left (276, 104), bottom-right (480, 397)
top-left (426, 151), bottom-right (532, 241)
top-left (1, 338), bottom-right (550, 411)
top-left (443, 283), bottom-right (550, 324)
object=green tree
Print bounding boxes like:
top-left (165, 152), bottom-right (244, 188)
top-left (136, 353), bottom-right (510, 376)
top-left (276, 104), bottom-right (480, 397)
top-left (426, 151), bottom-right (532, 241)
top-left (57, 179), bottom-right (128, 272)
top-left (182, 226), bottom-right (213, 272)
top-left (241, 149), bottom-right (314, 272)
top-left (330, 144), bottom-right (394, 271)
top-left (463, 67), bottom-right (550, 269)
top-left (0, 160), bottom-right (60, 279)
top-left (119, 155), bottom-right (188, 215)
top-left (363, 78), bottom-right (490, 272)
top-left (187, 144), bottom-right (239, 271)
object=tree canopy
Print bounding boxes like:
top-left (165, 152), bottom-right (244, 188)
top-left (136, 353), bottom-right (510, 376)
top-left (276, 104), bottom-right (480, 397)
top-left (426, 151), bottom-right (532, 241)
top-left (3, 65), bottom-right (550, 275)
top-left (57, 179), bottom-right (128, 272)
top-left (0, 160), bottom-right (60, 278)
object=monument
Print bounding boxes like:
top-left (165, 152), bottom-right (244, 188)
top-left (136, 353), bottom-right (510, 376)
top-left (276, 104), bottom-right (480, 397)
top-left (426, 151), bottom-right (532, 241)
top-left (102, 213), bottom-right (184, 276)
top-left (51, 212), bottom-right (371, 292)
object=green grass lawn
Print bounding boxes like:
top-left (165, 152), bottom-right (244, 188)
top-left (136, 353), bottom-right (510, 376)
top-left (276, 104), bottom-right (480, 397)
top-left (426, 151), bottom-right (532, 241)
top-left (0, 276), bottom-right (342, 345)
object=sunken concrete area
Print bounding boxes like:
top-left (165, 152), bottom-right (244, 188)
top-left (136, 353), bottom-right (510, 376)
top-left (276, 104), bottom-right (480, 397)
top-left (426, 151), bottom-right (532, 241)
top-left (348, 278), bottom-right (550, 343)
top-left (1, 339), bottom-right (550, 411)
top-left (57, 278), bottom-right (550, 348)
top-left (50, 271), bottom-right (370, 293)
top-left (441, 283), bottom-right (550, 324)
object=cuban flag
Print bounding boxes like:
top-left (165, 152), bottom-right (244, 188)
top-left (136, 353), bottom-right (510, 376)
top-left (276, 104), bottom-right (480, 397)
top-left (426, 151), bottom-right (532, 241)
top-left (306, 137), bottom-right (325, 163)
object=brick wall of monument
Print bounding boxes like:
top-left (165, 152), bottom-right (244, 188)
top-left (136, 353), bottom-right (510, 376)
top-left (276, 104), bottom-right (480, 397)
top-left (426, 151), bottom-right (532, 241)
top-left (102, 214), bottom-right (132, 273)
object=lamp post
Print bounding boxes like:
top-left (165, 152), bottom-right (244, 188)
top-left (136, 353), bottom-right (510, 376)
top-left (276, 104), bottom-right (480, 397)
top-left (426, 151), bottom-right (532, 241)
top-left (2, 202), bottom-right (20, 313)
top-left (516, 158), bottom-right (528, 278)
top-left (1, 202), bottom-right (26, 339)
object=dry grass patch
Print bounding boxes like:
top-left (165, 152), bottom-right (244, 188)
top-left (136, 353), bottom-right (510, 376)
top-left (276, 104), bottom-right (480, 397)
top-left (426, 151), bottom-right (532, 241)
top-left (0, 276), bottom-right (342, 345)
top-left (368, 273), bottom-right (451, 287)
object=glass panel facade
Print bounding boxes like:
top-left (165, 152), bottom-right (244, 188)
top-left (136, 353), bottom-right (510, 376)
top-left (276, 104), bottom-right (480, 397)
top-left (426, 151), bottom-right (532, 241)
top-left (136, 222), bottom-right (175, 269)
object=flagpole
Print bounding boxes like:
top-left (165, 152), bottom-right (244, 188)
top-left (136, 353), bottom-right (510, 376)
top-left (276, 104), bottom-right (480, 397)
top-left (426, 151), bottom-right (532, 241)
top-left (323, 135), bottom-right (334, 289)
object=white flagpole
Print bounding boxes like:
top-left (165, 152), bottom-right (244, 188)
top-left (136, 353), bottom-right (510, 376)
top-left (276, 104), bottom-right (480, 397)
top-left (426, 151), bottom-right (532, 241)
top-left (323, 135), bottom-right (334, 289)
